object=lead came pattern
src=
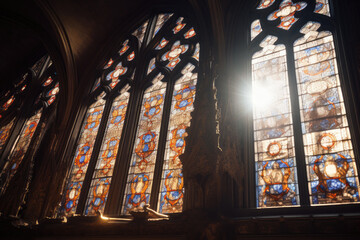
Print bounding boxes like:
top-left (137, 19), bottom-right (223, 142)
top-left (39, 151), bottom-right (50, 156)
top-left (122, 74), bottom-right (166, 214)
top-left (158, 64), bottom-right (197, 213)
top-left (0, 111), bottom-right (42, 194)
top-left (294, 22), bottom-right (360, 205)
top-left (267, 0), bottom-right (307, 30)
top-left (0, 119), bottom-right (15, 151)
top-left (60, 99), bottom-right (105, 216)
top-left (153, 13), bottom-right (173, 38)
top-left (84, 92), bottom-right (130, 215)
top-left (251, 19), bottom-right (263, 41)
top-left (314, 0), bottom-right (330, 16)
top-left (252, 36), bottom-right (300, 208)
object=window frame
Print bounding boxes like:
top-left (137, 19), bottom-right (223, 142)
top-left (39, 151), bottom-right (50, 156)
top-left (247, 0), bottom-right (360, 213)
top-left (0, 55), bottom-right (60, 196)
top-left (59, 12), bottom-right (200, 217)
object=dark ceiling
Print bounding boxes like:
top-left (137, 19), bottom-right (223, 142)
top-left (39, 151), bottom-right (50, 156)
top-left (0, 0), bottom-right (191, 94)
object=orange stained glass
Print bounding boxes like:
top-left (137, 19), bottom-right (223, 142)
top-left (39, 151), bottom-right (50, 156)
top-left (158, 63), bottom-right (197, 213)
top-left (122, 74), bottom-right (166, 214)
top-left (252, 36), bottom-right (300, 208)
top-left (294, 22), bottom-right (360, 205)
top-left (59, 99), bottom-right (106, 216)
top-left (84, 90), bottom-right (130, 215)
top-left (0, 111), bottom-right (42, 194)
top-left (0, 119), bottom-right (15, 151)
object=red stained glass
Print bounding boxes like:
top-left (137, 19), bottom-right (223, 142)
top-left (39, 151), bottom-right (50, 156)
top-left (158, 64), bottom-right (197, 213)
top-left (294, 22), bottom-right (360, 205)
top-left (173, 18), bottom-right (186, 34)
top-left (84, 92), bottom-right (130, 215)
top-left (43, 76), bottom-right (53, 87)
top-left (268, 0), bottom-right (307, 30)
top-left (184, 28), bottom-right (196, 39)
top-left (46, 83), bottom-right (60, 97)
top-left (2, 96), bottom-right (15, 111)
top-left (0, 111), bottom-right (42, 194)
top-left (60, 99), bottom-right (105, 216)
top-left (122, 74), bottom-right (166, 214)
top-left (127, 51), bottom-right (135, 61)
top-left (20, 84), bottom-right (27, 92)
top-left (252, 36), bottom-right (300, 208)
top-left (119, 40), bottom-right (129, 56)
top-left (103, 58), bottom-right (114, 69)
top-left (257, 0), bottom-right (276, 9)
top-left (155, 38), bottom-right (169, 50)
top-left (161, 41), bottom-right (189, 70)
top-left (0, 119), bottom-right (15, 151)
top-left (106, 62), bottom-right (127, 88)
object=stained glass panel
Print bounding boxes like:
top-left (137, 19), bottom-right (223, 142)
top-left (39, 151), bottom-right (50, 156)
top-left (132, 21), bottom-right (149, 46)
top-left (31, 55), bottom-right (47, 76)
top-left (0, 119), bottom-right (15, 151)
top-left (257, 0), bottom-right (276, 9)
top-left (122, 74), bottom-right (166, 214)
top-left (0, 111), bottom-right (42, 194)
top-left (106, 62), bottom-right (127, 89)
top-left (252, 36), bottom-right (300, 208)
top-left (43, 76), bottom-right (53, 87)
top-left (294, 22), bottom-right (360, 205)
top-left (161, 41), bottom-right (189, 71)
top-left (153, 13), bottom-right (173, 38)
top-left (314, 0), bottom-right (330, 17)
top-left (59, 99), bottom-right (106, 216)
top-left (173, 17), bottom-right (186, 34)
top-left (251, 19), bottom-right (263, 41)
top-left (193, 43), bottom-right (200, 61)
top-left (2, 96), bottom-right (15, 111)
top-left (268, 0), bottom-right (307, 30)
top-left (84, 91), bottom-right (130, 215)
top-left (158, 64), bottom-right (197, 213)
top-left (119, 40), bottom-right (130, 56)
top-left (184, 28), bottom-right (196, 39)
top-left (147, 58), bottom-right (156, 74)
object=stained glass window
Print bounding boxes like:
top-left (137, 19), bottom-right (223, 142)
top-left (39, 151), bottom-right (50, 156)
top-left (294, 22), bottom-right (360, 205)
top-left (252, 36), bottom-right (299, 207)
top-left (60, 99), bottom-right (106, 216)
top-left (158, 64), bottom-right (197, 213)
top-left (250, 0), bottom-right (359, 208)
top-left (122, 75), bottom-right (166, 214)
top-left (0, 119), bottom-right (15, 151)
top-left (84, 90), bottom-right (130, 215)
top-left (268, 0), bottom-right (307, 31)
top-left (59, 13), bottom-right (199, 217)
top-left (0, 111), bottom-right (42, 194)
top-left (0, 55), bottom-right (58, 195)
top-left (315, 0), bottom-right (330, 16)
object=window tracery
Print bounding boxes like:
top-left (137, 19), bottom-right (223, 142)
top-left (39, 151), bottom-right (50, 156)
top-left (250, 0), bottom-right (360, 207)
top-left (0, 56), bottom-right (59, 195)
top-left (59, 13), bottom-right (200, 216)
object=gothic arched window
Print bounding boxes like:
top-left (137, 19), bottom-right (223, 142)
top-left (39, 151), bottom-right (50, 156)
top-left (59, 13), bottom-right (199, 216)
top-left (250, 0), bottom-right (360, 208)
top-left (0, 56), bottom-right (60, 195)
